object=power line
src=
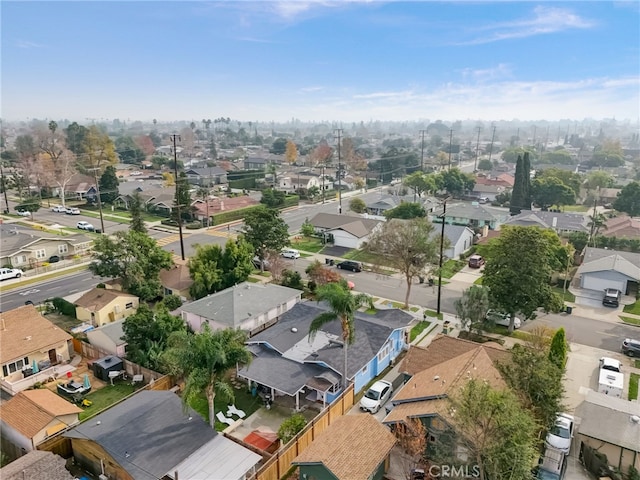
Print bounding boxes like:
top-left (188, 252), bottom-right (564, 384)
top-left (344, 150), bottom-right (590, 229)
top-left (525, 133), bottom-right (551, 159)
top-left (170, 134), bottom-right (186, 261)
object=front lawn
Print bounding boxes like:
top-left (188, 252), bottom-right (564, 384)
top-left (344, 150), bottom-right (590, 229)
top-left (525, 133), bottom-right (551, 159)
top-left (623, 301), bottom-right (640, 315)
top-left (438, 259), bottom-right (466, 279)
top-left (629, 373), bottom-right (639, 401)
top-left (551, 286), bottom-right (576, 303)
top-left (290, 236), bottom-right (324, 253)
top-left (78, 382), bottom-right (141, 420)
top-left (410, 321), bottom-right (431, 342)
top-left (620, 316), bottom-right (640, 326)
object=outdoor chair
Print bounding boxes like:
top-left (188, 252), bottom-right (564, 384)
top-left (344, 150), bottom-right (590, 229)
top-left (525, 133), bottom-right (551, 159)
top-left (216, 411), bottom-right (234, 426)
top-left (227, 404), bottom-right (246, 419)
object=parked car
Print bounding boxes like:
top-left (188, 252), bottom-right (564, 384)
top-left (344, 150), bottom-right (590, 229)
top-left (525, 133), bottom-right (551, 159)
top-left (485, 309), bottom-right (522, 329)
top-left (51, 205), bottom-right (66, 212)
top-left (16, 210), bottom-right (31, 216)
top-left (281, 248), bottom-right (300, 259)
top-left (77, 221), bottom-right (95, 231)
top-left (545, 413), bottom-right (574, 454)
top-left (468, 254), bottom-right (485, 268)
top-left (66, 207), bottom-right (81, 215)
top-left (599, 357), bottom-right (622, 373)
top-left (336, 260), bottom-right (362, 272)
top-left (602, 288), bottom-right (621, 307)
top-left (0, 268), bottom-right (24, 281)
top-left (252, 256), bottom-right (271, 270)
top-left (359, 380), bottom-right (393, 414)
top-left (130, 171), bottom-right (142, 176)
top-left (622, 338), bottom-right (640, 357)
top-left (48, 255), bottom-right (61, 263)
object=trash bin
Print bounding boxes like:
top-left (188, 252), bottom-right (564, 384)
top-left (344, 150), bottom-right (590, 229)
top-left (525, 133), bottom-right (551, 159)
top-left (418, 276), bottom-right (424, 284)
top-left (94, 229), bottom-right (102, 234)
top-left (565, 306), bottom-right (573, 314)
top-left (428, 278), bottom-right (434, 286)
top-left (329, 259), bottom-right (334, 266)
top-left (325, 258), bottom-right (330, 265)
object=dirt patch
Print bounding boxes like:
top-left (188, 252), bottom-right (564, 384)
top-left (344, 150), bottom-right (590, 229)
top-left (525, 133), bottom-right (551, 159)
top-left (43, 312), bottom-right (82, 332)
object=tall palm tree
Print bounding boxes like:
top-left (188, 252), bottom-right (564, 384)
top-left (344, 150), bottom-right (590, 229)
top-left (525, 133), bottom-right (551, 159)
top-left (309, 281), bottom-right (374, 390)
top-left (162, 325), bottom-right (252, 429)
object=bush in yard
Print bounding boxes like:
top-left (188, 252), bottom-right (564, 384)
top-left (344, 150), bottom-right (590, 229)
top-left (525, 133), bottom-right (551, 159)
top-left (281, 270), bottom-right (304, 290)
top-left (51, 297), bottom-right (77, 318)
top-left (161, 294), bottom-right (183, 311)
top-left (278, 413), bottom-right (307, 443)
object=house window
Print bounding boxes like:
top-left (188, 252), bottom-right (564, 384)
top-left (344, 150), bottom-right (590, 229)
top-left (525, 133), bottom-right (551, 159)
top-left (361, 364), bottom-right (368, 374)
top-left (2, 357), bottom-right (29, 377)
top-left (58, 244), bottom-right (68, 254)
top-left (125, 302), bottom-right (134, 309)
top-left (377, 342), bottom-right (390, 362)
top-left (35, 249), bottom-right (46, 259)
top-left (14, 255), bottom-right (27, 265)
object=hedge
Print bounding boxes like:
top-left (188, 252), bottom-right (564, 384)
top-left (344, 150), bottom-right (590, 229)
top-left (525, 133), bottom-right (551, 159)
top-left (229, 178), bottom-right (257, 190)
top-left (212, 205), bottom-right (263, 226)
top-left (282, 195), bottom-right (299, 208)
top-left (51, 297), bottom-right (77, 318)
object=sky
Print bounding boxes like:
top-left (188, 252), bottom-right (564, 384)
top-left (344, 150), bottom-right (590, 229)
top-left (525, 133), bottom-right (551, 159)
top-left (2, 1), bottom-right (639, 123)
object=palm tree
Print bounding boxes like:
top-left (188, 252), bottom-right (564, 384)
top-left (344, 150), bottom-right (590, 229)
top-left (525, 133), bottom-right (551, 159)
top-left (162, 325), bottom-right (252, 429)
top-left (309, 281), bottom-right (374, 390)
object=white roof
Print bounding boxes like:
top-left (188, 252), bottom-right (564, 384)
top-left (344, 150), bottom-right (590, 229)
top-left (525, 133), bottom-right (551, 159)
top-left (167, 435), bottom-right (261, 480)
top-left (578, 253), bottom-right (640, 280)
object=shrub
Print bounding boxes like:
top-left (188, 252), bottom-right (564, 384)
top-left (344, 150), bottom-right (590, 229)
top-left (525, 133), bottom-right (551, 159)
top-left (278, 413), bottom-right (307, 443)
top-left (185, 221), bottom-right (202, 230)
top-left (161, 219), bottom-right (179, 227)
top-left (96, 283), bottom-right (106, 289)
top-left (161, 294), bottom-right (183, 311)
top-left (51, 297), bottom-right (77, 318)
top-left (281, 270), bottom-right (304, 290)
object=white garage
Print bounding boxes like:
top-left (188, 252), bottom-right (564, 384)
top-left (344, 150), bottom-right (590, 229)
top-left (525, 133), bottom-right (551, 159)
top-left (577, 253), bottom-right (640, 295)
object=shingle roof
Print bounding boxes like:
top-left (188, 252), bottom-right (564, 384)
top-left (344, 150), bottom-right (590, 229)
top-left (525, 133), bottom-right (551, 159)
top-left (309, 212), bottom-right (382, 238)
top-left (159, 264), bottom-right (193, 292)
top-left (179, 282), bottom-right (301, 328)
top-left (433, 203), bottom-right (509, 222)
top-left (577, 254), bottom-right (640, 280)
top-left (504, 210), bottom-right (589, 232)
top-left (185, 167), bottom-right (227, 176)
top-left (574, 390), bottom-right (640, 452)
top-left (383, 398), bottom-right (449, 424)
top-left (0, 450), bottom-right (76, 480)
top-left (86, 320), bottom-right (126, 346)
top-left (399, 335), bottom-right (508, 376)
top-left (64, 391), bottom-right (217, 480)
top-left (293, 415), bottom-right (396, 480)
top-left (582, 247), bottom-right (640, 268)
top-left (0, 224), bottom-right (92, 257)
top-left (74, 288), bottom-right (138, 312)
top-left (0, 389), bottom-right (81, 438)
top-left (0, 305), bottom-right (71, 364)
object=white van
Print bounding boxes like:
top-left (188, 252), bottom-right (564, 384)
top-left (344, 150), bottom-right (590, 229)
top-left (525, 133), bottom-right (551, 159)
top-left (486, 309), bottom-right (522, 329)
top-left (281, 248), bottom-right (300, 259)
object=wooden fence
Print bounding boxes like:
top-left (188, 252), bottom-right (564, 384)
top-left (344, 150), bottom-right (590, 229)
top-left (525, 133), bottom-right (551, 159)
top-left (249, 384), bottom-right (354, 480)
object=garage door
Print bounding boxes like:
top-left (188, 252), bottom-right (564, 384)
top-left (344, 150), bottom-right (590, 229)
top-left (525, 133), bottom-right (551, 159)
top-left (582, 275), bottom-right (624, 293)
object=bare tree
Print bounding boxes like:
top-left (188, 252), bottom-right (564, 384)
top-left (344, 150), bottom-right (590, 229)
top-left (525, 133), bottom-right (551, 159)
top-left (394, 418), bottom-right (428, 479)
top-left (264, 249), bottom-right (287, 283)
top-left (35, 123), bottom-right (77, 207)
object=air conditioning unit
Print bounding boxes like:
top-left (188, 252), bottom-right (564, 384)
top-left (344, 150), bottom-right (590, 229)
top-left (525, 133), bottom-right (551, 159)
top-left (99, 475), bottom-right (109, 480)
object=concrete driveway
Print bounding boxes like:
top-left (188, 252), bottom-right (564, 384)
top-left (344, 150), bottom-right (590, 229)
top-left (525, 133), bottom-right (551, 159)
top-left (449, 265), bottom-right (483, 284)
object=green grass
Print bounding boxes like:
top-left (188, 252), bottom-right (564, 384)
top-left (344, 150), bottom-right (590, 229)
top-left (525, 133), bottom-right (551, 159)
top-left (246, 276), bottom-right (261, 283)
top-left (78, 382), bottom-right (141, 420)
top-left (562, 205), bottom-right (590, 212)
top-left (620, 316), bottom-right (640, 326)
top-left (290, 237), bottom-right (324, 253)
top-left (635, 359), bottom-right (640, 369)
top-left (410, 321), bottom-right (432, 342)
top-left (473, 277), bottom-right (484, 285)
top-left (409, 306), bottom-right (420, 312)
top-left (438, 259), bottom-right (466, 279)
top-left (629, 373), bottom-right (639, 401)
top-left (424, 310), bottom-right (444, 320)
top-left (623, 301), bottom-right (640, 315)
top-left (551, 286), bottom-right (576, 303)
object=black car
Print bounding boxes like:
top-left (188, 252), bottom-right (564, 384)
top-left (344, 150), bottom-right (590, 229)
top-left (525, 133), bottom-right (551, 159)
top-left (336, 260), bottom-right (362, 272)
top-left (48, 255), bottom-right (61, 263)
top-left (622, 338), bottom-right (640, 357)
top-left (602, 288), bottom-right (622, 307)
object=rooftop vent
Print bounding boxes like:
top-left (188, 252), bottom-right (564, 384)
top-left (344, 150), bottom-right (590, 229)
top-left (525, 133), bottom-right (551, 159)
top-left (291, 327), bottom-right (298, 333)
top-left (631, 415), bottom-right (640, 424)
top-left (433, 375), bottom-right (440, 382)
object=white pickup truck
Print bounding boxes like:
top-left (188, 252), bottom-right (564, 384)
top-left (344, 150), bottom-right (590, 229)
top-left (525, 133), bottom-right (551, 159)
top-left (598, 357), bottom-right (624, 398)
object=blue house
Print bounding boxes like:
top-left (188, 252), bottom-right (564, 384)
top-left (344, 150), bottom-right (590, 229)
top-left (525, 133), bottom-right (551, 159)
top-left (237, 301), bottom-right (412, 410)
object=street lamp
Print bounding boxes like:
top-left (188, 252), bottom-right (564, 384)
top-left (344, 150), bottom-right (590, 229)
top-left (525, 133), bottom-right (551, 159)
top-left (436, 196), bottom-right (452, 315)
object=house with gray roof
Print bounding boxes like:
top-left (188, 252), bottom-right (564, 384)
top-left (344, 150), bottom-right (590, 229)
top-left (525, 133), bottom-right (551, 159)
top-left (577, 247), bottom-right (640, 295)
top-left (64, 390), bottom-right (261, 480)
top-left (0, 451), bottom-right (75, 480)
top-left (365, 194), bottom-right (440, 216)
top-left (113, 184), bottom-right (176, 214)
top-left (308, 212), bottom-right (382, 249)
top-left (179, 282), bottom-right (302, 337)
top-left (504, 210), bottom-right (590, 234)
top-left (433, 224), bottom-right (475, 260)
top-left (0, 224), bottom-right (92, 268)
top-left (184, 167), bottom-right (228, 187)
top-left (574, 390), bottom-right (639, 473)
top-left (430, 203), bottom-right (510, 231)
top-left (238, 301), bottom-right (413, 410)
top-left (86, 320), bottom-right (127, 357)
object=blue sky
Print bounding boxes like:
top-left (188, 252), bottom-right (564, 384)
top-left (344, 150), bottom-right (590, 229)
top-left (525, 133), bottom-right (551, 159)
top-left (2, 1), bottom-right (639, 123)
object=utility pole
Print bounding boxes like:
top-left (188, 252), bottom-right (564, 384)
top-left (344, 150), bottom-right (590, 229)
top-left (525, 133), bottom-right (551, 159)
top-left (0, 162), bottom-right (9, 214)
top-left (474, 127), bottom-right (481, 172)
top-left (419, 129), bottom-right (426, 171)
top-left (488, 125), bottom-right (497, 165)
top-left (437, 196), bottom-right (452, 315)
top-left (89, 167), bottom-right (106, 234)
top-left (448, 129), bottom-right (453, 171)
top-left (334, 129), bottom-right (343, 214)
top-left (170, 134), bottom-right (186, 261)
top-left (322, 165), bottom-right (325, 204)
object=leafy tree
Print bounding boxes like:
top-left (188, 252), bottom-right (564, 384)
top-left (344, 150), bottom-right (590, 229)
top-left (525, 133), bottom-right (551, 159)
top-left (454, 285), bottom-right (490, 336)
top-left (404, 171), bottom-right (436, 198)
top-left (81, 125), bottom-right (117, 172)
top-left (129, 191), bottom-right (147, 233)
top-left (497, 344), bottom-right (565, 430)
top-left (449, 378), bottom-right (538, 480)
top-left (482, 226), bottom-right (563, 332)
top-left (242, 205), bottom-right (289, 271)
top-left (567, 231), bottom-right (588, 252)
top-left (537, 168), bottom-right (582, 198)
top-left (584, 171), bottom-right (615, 193)
top-left (160, 294), bottom-right (183, 311)
top-left (15, 200), bottom-right (40, 217)
top-left (349, 197), bottom-right (366, 214)
top-left (122, 303), bottom-right (186, 371)
top-left (99, 165), bottom-right (119, 204)
top-left (64, 122), bottom-right (88, 156)
top-left (501, 146), bottom-right (536, 164)
top-left (305, 260), bottom-right (343, 285)
top-left (281, 269), bottom-right (304, 290)
top-left (548, 328), bottom-right (568, 370)
top-left (90, 230), bottom-right (173, 300)
top-left (531, 177), bottom-right (576, 211)
top-left (300, 217), bottom-right (315, 237)
top-left (540, 150), bottom-right (575, 165)
top-left (366, 218), bottom-right (443, 308)
top-left (220, 238), bottom-right (255, 289)
top-left (162, 326), bottom-right (252, 429)
top-left (510, 155), bottom-right (527, 215)
top-left (115, 135), bottom-right (145, 164)
top-left (434, 168), bottom-right (475, 197)
top-left (278, 413), bottom-right (307, 442)
top-left (307, 185), bottom-right (320, 201)
top-left (260, 188), bottom-right (286, 208)
top-left (384, 202), bottom-right (426, 219)
top-left (477, 158), bottom-right (493, 171)
top-left (285, 140), bottom-right (298, 164)
top-left (494, 190), bottom-right (511, 207)
top-left (612, 181), bottom-right (640, 216)
top-left (522, 151), bottom-right (532, 209)
top-left (173, 172), bottom-right (193, 221)
top-left (587, 212), bottom-right (608, 238)
top-left (270, 137), bottom-right (288, 155)
top-left (187, 243), bottom-right (223, 300)
top-left (310, 282), bottom-right (373, 389)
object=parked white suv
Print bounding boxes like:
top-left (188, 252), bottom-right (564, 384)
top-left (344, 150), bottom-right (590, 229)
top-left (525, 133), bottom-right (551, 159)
top-left (281, 248), bottom-right (300, 259)
top-left (77, 221), bottom-right (95, 231)
top-left (359, 380), bottom-right (393, 414)
top-left (51, 205), bottom-right (66, 212)
top-left (0, 268), bottom-right (24, 281)
top-left (545, 413), bottom-right (574, 454)
top-left (485, 309), bottom-right (522, 329)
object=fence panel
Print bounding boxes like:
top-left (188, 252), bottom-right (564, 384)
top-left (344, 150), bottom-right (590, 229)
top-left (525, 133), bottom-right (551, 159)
top-left (37, 435), bottom-right (73, 458)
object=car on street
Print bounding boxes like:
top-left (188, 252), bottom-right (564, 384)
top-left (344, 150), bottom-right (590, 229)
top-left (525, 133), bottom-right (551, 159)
top-left (485, 309), bottom-right (522, 329)
top-left (0, 268), bottom-right (24, 281)
top-left (281, 248), bottom-right (300, 259)
top-left (602, 288), bottom-right (622, 308)
top-left (77, 221), bottom-right (95, 231)
top-left (48, 255), bottom-right (61, 263)
top-left (622, 338), bottom-right (640, 357)
top-left (544, 413), bottom-right (574, 454)
top-left (359, 379), bottom-right (393, 414)
top-left (336, 260), bottom-right (362, 272)
top-left (252, 256), bottom-right (271, 270)
top-left (66, 207), bottom-right (81, 215)
top-left (51, 205), bottom-right (66, 212)
top-left (16, 210), bottom-right (31, 216)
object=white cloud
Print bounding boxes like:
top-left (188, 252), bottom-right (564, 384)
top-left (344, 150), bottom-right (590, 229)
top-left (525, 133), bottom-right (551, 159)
top-left (299, 86), bottom-right (325, 92)
top-left (15, 40), bottom-right (46, 49)
top-left (460, 64), bottom-right (513, 82)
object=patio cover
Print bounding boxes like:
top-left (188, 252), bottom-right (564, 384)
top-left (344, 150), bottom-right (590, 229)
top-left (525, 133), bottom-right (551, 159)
top-left (243, 429), bottom-right (279, 454)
